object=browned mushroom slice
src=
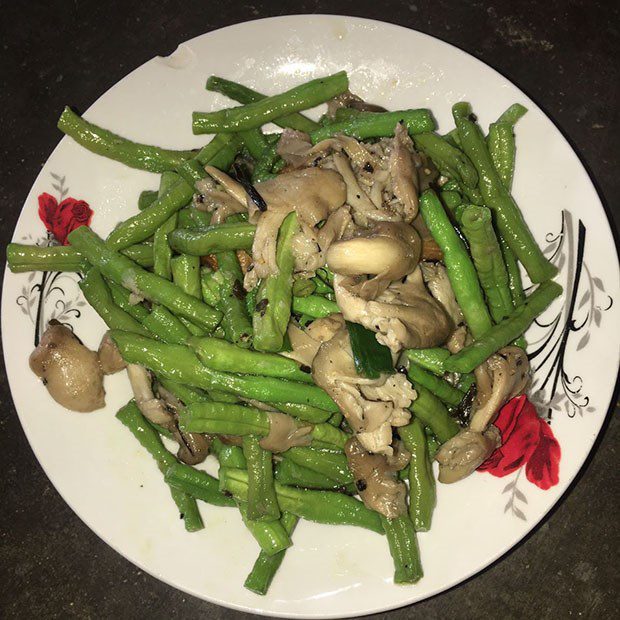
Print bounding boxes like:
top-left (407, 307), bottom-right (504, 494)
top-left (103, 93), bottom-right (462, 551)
top-left (327, 221), bottom-right (422, 298)
top-left (245, 168), bottom-right (347, 288)
top-left (436, 346), bottom-right (530, 483)
top-left (312, 327), bottom-right (414, 456)
top-left (259, 412), bottom-right (313, 452)
top-left (420, 261), bottom-right (465, 326)
top-left (283, 313), bottom-right (345, 367)
top-left (388, 123), bottom-right (420, 222)
top-left (345, 437), bottom-right (407, 519)
top-left (333, 267), bottom-right (453, 353)
top-left (29, 321), bottom-right (105, 412)
top-left (126, 364), bottom-right (172, 426)
top-left (98, 331), bottom-right (127, 375)
top-left (326, 91), bottom-right (387, 118)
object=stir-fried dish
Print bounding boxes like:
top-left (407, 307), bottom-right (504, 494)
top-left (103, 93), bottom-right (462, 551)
top-left (7, 71), bottom-right (562, 593)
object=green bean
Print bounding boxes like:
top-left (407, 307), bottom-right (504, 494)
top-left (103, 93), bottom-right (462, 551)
top-left (143, 305), bottom-right (192, 344)
top-left (410, 385), bottom-right (459, 444)
top-left (171, 254), bottom-right (202, 299)
top-left (272, 402), bottom-right (332, 424)
top-left (211, 439), bottom-right (247, 470)
top-left (200, 268), bottom-right (223, 308)
top-left (243, 435), bottom-right (280, 521)
top-left (399, 419), bottom-right (435, 532)
top-left (79, 268), bottom-right (150, 335)
top-left (253, 212), bottom-right (297, 352)
top-left (110, 333), bottom-right (338, 409)
top-left (116, 401), bottom-right (203, 532)
top-left (240, 128), bottom-right (269, 160)
top-left (310, 109), bottom-right (436, 143)
top-left (57, 107), bottom-right (195, 173)
top-left (445, 281), bottom-right (562, 373)
top-left (380, 515), bottom-right (423, 584)
top-left (194, 72), bottom-right (349, 134)
top-left (206, 76), bottom-right (320, 133)
top-left (252, 142), bottom-right (280, 183)
top-left (6, 242), bottom-right (154, 273)
top-left (425, 427), bottom-right (441, 460)
top-left (153, 215), bottom-right (177, 280)
top-left (310, 423), bottom-right (349, 450)
top-left (500, 236), bottom-right (526, 308)
top-left (487, 122), bottom-right (515, 190)
top-left (404, 348), bottom-right (450, 376)
top-left (275, 460), bottom-right (355, 492)
top-left (461, 205), bottom-right (514, 323)
top-left (243, 511), bottom-right (299, 595)
top-left (454, 111), bottom-right (556, 283)
top-left (419, 190), bottom-right (493, 338)
top-left (69, 226), bottom-right (222, 332)
top-left (407, 363), bottom-right (464, 406)
top-left (157, 379), bottom-right (210, 406)
top-left (292, 295), bottom-right (340, 318)
top-left (283, 447), bottom-right (352, 485)
top-left (179, 402), bottom-right (271, 436)
top-left (188, 336), bottom-right (313, 383)
top-left (292, 278), bottom-right (317, 298)
top-left (219, 467), bottom-right (384, 534)
top-left (168, 223), bottom-right (256, 255)
top-left (106, 280), bottom-right (150, 321)
top-left (236, 502), bottom-right (292, 556)
top-left (496, 103), bottom-right (528, 126)
top-left (214, 251), bottom-right (254, 348)
top-left (164, 462), bottom-right (236, 507)
top-left (138, 189), bottom-right (158, 211)
top-left (107, 179), bottom-right (194, 250)
top-left (328, 411), bottom-right (344, 427)
top-left (414, 132), bottom-right (478, 188)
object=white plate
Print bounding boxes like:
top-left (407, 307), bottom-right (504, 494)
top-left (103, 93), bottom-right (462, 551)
top-left (2, 15), bottom-right (619, 619)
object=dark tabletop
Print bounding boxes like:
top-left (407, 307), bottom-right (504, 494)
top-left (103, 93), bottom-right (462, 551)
top-left (1, 1), bottom-right (618, 618)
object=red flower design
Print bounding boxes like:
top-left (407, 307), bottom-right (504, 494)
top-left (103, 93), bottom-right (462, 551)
top-left (478, 395), bottom-right (561, 490)
top-left (38, 192), bottom-right (93, 245)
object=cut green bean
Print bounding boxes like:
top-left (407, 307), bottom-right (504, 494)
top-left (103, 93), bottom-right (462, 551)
top-left (243, 435), bottom-right (281, 521)
top-left (419, 190), bottom-right (493, 338)
top-left (58, 107), bottom-right (195, 173)
top-left (171, 254), bottom-right (202, 299)
top-left (272, 402), bottom-right (332, 424)
top-left (407, 363), bottom-right (464, 406)
top-left (399, 419), bottom-right (436, 532)
top-left (116, 401), bottom-right (203, 532)
top-left (461, 205), bottom-right (514, 324)
top-left (292, 295), bottom-right (340, 318)
top-left (188, 336), bottom-right (313, 383)
top-left (380, 515), bottom-right (423, 584)
top-left (445, 281), bottom-right (562, 373)
top-left (454, 110), bottom-right (556, 283)
top-left (168, 223), bottom-right (256, 255)
top-left (69, 227), bottom-right (222, 332)
top-left (283, 447), bottom-right (352, 485)
top-left (310, 109), bottom-right (436, 143)
top-left (404, 348), bottom-right (450, 376)
top-left (164, 462), bottom-right (236, 507)
top-left (243, 511), bottom-right (299, 595)
top-left (194, 72), bottom-right (349, 134)
top-left (206, 76), bottom-right (320, 133)
top-left (253, 212), bottom-right (297, 352)
top-left (275, 460), bottom-right (354, 492)
top-left (219, 467), bottom-right (383, 534)
top-left (237, 502), bottom-right (292, 556)
top-left (79, 268), bottom-right (150, 335)
top-left (487, 122), bottom-right (515, 190)
top-left (410, 385), bottom-right (460, 444)
top-left (138, 189), bottom-right (158, 211)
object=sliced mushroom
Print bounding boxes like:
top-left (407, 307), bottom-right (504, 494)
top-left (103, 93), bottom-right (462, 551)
top-left (126, 364), bottom-right (172, 426)
top-left (333, 266), bottom-right (453, 353)
top-left (326, 91), bottom-right (387, 118)
top-left (420, 261), bottom-right (464, 325)
top-left (245, 168), bottom-right (347, 287)
top-left (345, 437), bottom-right (407, 519)
top-left (259, 412), bottom-right (313, 452)
top-left (435, 346), bottom-right (530, 483)
top-left (312, 327), bottom-right (414, 455)
top-left (388, 123), bottom-right (420, 222)
top-left (29, 321), bottom-right (105, 412)
top-left (327, 221), bottom-right (421, 298)
top-left (276, 129), bottom-right (314, 168)
top-left (194, 175), bottom-right (248, 224)
top-left (98, 331), bottom-right (127, 375)
top-left (283, 313), bottom-right (345, 366)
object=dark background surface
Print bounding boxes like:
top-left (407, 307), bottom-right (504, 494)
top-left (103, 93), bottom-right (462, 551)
top-left (1, 1), bottom-right (618, 618)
